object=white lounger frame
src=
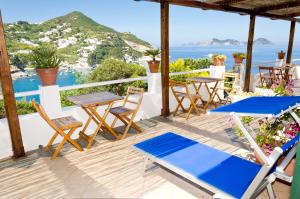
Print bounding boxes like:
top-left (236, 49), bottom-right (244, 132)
top-left (136, 108), bottom-right (299, 199)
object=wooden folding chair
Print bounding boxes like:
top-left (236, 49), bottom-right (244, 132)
top-left (259, 66), bottom-right (276, 87)
top-left (216, 72), bottom-right (239, 105)
top-left (109, 87), bottom-right (144, 140)
top-left (32, 100), bottom-right (83, 159)
top-left (170, 80), bottom-right (202, 120)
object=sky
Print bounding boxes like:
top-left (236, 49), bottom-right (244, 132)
top-left (0, 0), bottom-right (298, 46)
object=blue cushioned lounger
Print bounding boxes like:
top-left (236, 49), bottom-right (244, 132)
top-left (134, 96), bottom-right (300, 198)
top-left (210, 96), bottom-right (300, 117)
top-left (134, 132), bottom-right (261, 199)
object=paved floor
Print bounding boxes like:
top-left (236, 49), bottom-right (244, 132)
top-left (0, 113), bottom-right (290, 199)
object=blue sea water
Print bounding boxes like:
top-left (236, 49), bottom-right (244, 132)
top-left (13, 45), bottom-right (300, 101)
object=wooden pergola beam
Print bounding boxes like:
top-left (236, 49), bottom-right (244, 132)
top-left (160, 1), bottom-right (170, 117)
top-left (136, 0), bottom-right (300, 22)
top-left (213, 0), bottom-right (247, 5)
top-left (244, 15), bottom-right (256, 92)
top-left (285, 12), bottom-right (300, 18)
top-left (255, 1), bottom-right (300, 13)
top-left (0, 12), bottom-right (25, 158)
top-left (287, 21), bottom-right (296, 64)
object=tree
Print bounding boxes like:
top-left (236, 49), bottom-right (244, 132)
top-left (87, 58), bottom-right (147, 95)
top-left (10, 54), bottom-right (30, 71)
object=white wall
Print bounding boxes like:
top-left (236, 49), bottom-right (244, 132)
top-left (0, 68), bottom-right (222, 159)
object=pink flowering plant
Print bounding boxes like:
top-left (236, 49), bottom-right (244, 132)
top-left (271, 79), bottom-right (295, 96)
top-left (232, 111), bottom-right (300, 155)
top-left (256, 120), bottom-right (299, 155)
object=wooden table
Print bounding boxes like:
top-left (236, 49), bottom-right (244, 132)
top-left (188, 77), bottom-right (224, 112)
top-left (68, 91), bottom-right (123, 149)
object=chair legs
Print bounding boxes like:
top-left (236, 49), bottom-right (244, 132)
top-left (113, 113), bottom-right (141, 140)
top-left (50, 128), bottom-right (83, 160)
top-left (173, 97), bottom-right (186, 117)
top-left (44, 131), bottom-right (59, 151)
top-left (186, 98), bottom-right (201, 120)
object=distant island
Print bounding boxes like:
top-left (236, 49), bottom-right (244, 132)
top-left (183, 38), bottom-right (273, 46)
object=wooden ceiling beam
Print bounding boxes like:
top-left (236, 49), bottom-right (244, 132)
top-left (285, 12), bottom-right (300, 18)
top-left (255, 1), bottom-right (300, 12)
top-left (135, 0), bottom-right (300, 22)
top-left (213, 0), bottom-right (247, 6)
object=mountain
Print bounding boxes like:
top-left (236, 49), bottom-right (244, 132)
top-left (184, 37), bottom-right (273, 46)
top-left (5, 11), bottom-right (152, 69)
top-left (253, 38), bottom-right (273, 45)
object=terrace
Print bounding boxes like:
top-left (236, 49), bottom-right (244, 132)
top-left (1, 0), bottom-right (300, 198)
top-left (0, 114), bottom-right (292, 199)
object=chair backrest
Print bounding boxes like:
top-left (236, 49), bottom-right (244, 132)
top-left (32, 100), bottom-right (60, 132)
top-left (259, 66), bottom-right (275, 78)
top-left (122, 87), bottom-right (144, 112)
top-left (169, 79), bottom-right (191, 97)
top-left (223, 72), bottom-right (239, 93)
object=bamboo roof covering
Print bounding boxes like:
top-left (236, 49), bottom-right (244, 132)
top-left (137, 0), bottom-right (300, 22)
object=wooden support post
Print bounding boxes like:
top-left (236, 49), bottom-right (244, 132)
top-left (160, 1), bottom-right (170, 117)
top-left (0, 12), bottom-right (25, 158)
top-left (244, 15), bottom-right (256, 92)
top-left (287, 21), bottom-right (296, 64)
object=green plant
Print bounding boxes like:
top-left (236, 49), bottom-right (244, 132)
top-left (232, 52), bottom-right (245, 59)
top-left (30, 44), bottom-right (62, 69)
top-left (144, 49), bottom-right (160, 61)
top-left (0, 99), bottom-right (36, 119)
top-left (212, 54), bottom-right (227, 60)
top-left (169, 58), bottom-right (211, 81)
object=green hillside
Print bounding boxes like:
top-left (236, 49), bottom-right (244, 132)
top-left (4, 11), bottom-right (152, 68)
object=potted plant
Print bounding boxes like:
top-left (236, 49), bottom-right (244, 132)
top-left (30, 45), bottom-right (62, 86)
top-left (232, 52), bottom-right (245, 65)
top-left (278, 50), bottom-right (286, 60)
top-left (144, 49), bottom-right (160, 73)
top-left (212, 54), bottom-right (227, 66)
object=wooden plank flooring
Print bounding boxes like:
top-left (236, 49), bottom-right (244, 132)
top-left (0, 113), bottom-right (290, 199)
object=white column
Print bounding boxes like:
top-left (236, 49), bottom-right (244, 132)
top-left (39, 85), bottom-right (62, 118)
top-left (148, 72), bottom-right (162, 94)
top-left (210, 65), bottom-right (225, 100)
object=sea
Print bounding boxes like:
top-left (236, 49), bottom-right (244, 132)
top-left (12, 45), bottom-right (300, 101)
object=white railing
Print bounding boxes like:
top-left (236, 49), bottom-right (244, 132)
top-left (59, 76), bottom-right (148, 91)
top-left (2, 68), bottom-right (211, 99)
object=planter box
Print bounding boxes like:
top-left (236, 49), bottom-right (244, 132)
top-left (294, 66), bottom-right (300, 80)
top-left (209, 65), bottom-right (225, 78)
top-left (254, 87), bottom-right (275, 96)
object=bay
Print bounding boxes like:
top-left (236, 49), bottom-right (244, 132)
top-left (13, 45), bottom-right (300, 101)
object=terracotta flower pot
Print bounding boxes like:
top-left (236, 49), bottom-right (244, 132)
top-left (213, 57), bottom-right (225, 66)
top-left (254, 151), bottom-right (295, 176)
top-left (234, 56), bottom-right (244, 65)
top-left (278, 51), bottom-right (286, 60)
top-left (36, 67), bottom-right (59, 86)
top-left (148, 60), bottom-right (160, 73)
top-left (213, 58), bottom-right (222, 66)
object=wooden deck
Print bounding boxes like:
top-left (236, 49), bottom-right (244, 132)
top-left (0, 114), bottom-right (290, 199)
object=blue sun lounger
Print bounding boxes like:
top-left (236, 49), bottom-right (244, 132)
top-left (134, 96), bottom-right (300, 199)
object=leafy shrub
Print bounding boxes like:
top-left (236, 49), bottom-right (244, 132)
top-left (170, 58), bottom-right (211, 81)
top-left (0, 99), bottom-right (36, 119)
top-left (10, 53), bottom-right (31, 70)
